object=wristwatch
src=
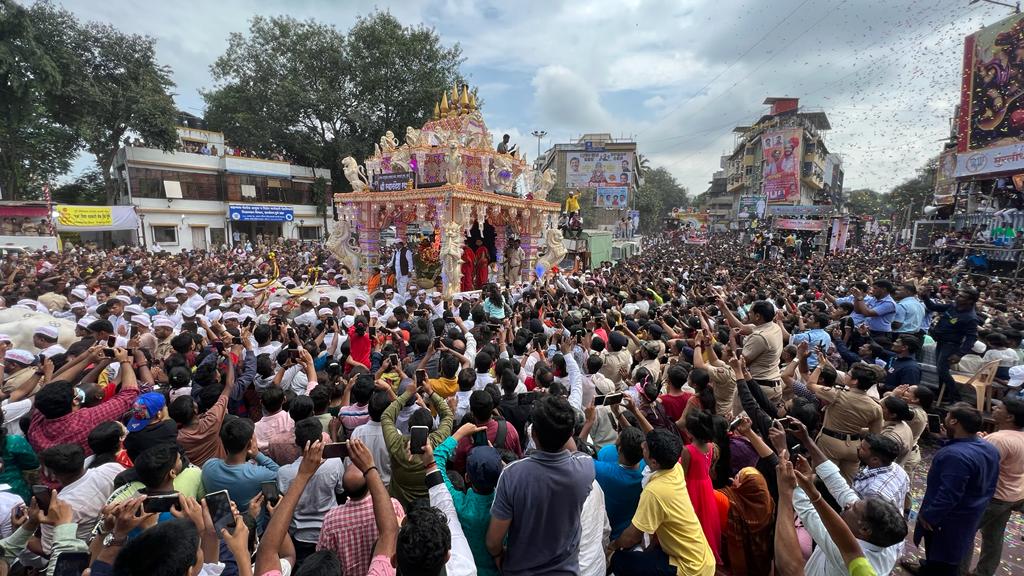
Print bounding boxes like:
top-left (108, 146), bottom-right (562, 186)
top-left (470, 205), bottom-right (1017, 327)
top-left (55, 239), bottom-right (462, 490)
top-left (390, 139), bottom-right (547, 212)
top-left (103, 533), bottom-right (128, 548)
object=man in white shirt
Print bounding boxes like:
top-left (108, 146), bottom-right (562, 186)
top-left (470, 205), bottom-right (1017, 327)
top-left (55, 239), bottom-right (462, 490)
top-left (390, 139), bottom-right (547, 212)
top-left (38, 443), bottom-right (123, 553)
top-left (390, 240), bottom-right (415, 296)
top-left (349, 392), bottom-right (393, 486)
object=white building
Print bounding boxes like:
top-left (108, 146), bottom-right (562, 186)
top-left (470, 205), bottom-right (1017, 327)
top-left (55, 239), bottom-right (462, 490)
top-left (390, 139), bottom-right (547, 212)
top-left (112, 125), bottom-right (332, 252)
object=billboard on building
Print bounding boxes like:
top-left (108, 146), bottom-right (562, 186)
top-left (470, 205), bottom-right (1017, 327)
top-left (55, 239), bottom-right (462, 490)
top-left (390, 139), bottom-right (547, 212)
top-left (55, 205), bottom-right (139, 231)
top-left (760, 129), bottom-right (802, 202)
top-left (958, 13), bottom-right (1024, 157)
top-left (595, 186), bottom-right (629, 209)
top-left (738, 196), bottom-right (766, 220)
top-left (564, 151), bottom-right (633, 188)
top-left (934, 149), bottom-right (957, 206)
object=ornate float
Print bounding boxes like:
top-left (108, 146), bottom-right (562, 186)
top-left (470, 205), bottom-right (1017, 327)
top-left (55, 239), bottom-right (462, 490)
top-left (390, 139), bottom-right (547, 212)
top-left (328, 85), bottom-right (561, 299)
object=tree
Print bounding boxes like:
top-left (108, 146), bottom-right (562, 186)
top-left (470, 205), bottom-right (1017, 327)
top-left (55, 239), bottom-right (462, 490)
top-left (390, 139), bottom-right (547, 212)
top-left (636, 153), bottom-right (651, 176)
top-left (29, 2), bottom-right (179, 203)
top-left (844, 188), bottom-right (884, 216)
top-left (51, 168), bottom-right (106, 205)
top-left (889, 156), bottom-right (937, 221)
top-left (634, 167), bottom-right (688, 234)
top-left (0, 0), bottom-right (80, 200)
top-left (203, 11), bottom-right (464, 186)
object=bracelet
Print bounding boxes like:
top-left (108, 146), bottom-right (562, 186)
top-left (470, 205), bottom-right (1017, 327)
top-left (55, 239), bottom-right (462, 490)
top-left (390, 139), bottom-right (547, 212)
top-left (363, 466), bottom-right (378, 477)
top-left (809, 493), bottom-right (823, 504)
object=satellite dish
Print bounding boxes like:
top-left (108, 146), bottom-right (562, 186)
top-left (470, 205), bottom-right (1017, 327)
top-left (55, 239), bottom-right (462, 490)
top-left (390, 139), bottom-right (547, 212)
top-left (923, 205), bottom-right (938, 215)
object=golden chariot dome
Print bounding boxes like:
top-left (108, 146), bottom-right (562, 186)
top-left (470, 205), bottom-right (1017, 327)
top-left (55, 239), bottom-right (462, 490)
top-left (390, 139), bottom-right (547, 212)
top-left (347, 84), bottom-right (534, 197)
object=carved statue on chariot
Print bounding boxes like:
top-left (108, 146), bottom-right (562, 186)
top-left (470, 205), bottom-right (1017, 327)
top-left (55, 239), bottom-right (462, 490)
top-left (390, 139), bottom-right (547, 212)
top-left (535, 228), bottom-right (567, 280)
top-left (439, 220), bottom-right (464, 299)
top-left (326, 218), bottom-right (361, 281)
top-left (342, 156), bottom-right (370, 193)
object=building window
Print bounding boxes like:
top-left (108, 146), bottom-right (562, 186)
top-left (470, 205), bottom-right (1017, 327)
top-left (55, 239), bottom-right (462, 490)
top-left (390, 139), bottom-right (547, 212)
top-left (152, 225), bottom-right (178, 245)
top-left (210, 227), bottom-right (226, 247)
top-left (298, 226), bottom-right (320, 240)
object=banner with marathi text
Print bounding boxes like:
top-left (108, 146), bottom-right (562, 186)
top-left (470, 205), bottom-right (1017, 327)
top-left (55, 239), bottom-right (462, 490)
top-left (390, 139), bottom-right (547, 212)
top-left (761, 129), bottom-right (802, 203)
top-left (55, 205), bottom-right (139, 231)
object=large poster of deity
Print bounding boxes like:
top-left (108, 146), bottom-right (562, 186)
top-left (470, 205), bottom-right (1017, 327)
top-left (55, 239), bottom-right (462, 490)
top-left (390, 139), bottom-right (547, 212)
top-left (760, 129), bottom-right (802, 203)
top-left (958, 13), bottom-right (1024, 153)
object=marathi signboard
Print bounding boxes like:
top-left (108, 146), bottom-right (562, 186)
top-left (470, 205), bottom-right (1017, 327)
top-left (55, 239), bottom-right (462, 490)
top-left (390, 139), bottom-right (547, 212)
top-left (595, 187), bottom-right (629, 209)
top-left (954, 141), bottom-right (1024, 177)
top-left (958, 13), bottom-right (1024, 160)
top-left (565, 151), bottom-right (633, 188)
top-left (373, 171), bottom-right (416, 192)
top-left (228, 205), bottom-right (294, 222)
top-left (55, 205), bottom-right (138, 231)
top-left (760, 129), bottom-right (802, 202)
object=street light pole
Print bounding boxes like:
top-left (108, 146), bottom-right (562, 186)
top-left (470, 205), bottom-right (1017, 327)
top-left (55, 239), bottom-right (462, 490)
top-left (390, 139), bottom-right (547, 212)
top-left (531, 130), bottom-right (547, 161)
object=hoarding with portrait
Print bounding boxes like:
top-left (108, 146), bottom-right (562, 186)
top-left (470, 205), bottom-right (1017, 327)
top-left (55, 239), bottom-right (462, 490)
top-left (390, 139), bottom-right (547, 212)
top-left (563, 151), bottom-right (633, 188)
top-left (760, 129), bottom-right (802, 202)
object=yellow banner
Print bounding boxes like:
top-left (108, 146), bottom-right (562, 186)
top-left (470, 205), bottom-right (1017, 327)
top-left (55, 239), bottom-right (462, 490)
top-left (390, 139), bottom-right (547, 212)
top-left (56, 206), bottom-right (112, 227)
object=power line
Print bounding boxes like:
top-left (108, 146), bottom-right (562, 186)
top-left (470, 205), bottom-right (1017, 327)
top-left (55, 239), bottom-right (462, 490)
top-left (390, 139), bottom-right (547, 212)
top-left (637, 0), bottom-right (813, 139)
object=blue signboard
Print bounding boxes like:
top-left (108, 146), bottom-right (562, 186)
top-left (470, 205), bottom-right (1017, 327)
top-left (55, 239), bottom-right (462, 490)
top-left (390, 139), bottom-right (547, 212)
top-left (228, 205), bottom-right (294, 222)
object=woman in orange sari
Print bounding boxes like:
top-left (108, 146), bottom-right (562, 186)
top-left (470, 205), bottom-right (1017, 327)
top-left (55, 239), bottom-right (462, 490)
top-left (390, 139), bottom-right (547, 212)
top-left (719, 467), bottom-right (775, 576)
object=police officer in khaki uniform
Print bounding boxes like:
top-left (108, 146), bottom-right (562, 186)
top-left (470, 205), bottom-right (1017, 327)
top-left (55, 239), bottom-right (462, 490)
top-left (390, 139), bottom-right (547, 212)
top-left (719, 298), bottom-right (784, 407)
top-left (809, 362), bottom-right (884, 481)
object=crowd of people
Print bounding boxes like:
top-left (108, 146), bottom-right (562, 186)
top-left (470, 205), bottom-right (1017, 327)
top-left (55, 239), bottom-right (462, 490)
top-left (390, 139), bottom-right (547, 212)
top-left (0, 231), bottom-right (1020, 576)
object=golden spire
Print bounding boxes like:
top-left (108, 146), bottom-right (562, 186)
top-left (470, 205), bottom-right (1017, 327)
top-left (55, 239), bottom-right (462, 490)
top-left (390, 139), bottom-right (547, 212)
top-left (440, 92), bottom-right (449, 118)
top-left (459, 84), bottom-right (470, 114)
top-left (451, 85), bottom-right (459, 112)
top-left (469, 88), bottom-right (478, 110)
top-left (433, 101), bottom-right (440, 120)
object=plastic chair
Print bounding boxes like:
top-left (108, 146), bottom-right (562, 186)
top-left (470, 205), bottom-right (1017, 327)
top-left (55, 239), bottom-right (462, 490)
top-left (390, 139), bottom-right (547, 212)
top-left (944, 360), bottom-right (1000, 412)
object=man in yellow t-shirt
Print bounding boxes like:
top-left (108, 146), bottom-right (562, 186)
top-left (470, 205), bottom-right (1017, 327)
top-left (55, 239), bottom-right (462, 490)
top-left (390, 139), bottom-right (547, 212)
top-left (607, 429), bottom-right (716, 576)
top-left (565, 190), bottom-right (580, 215)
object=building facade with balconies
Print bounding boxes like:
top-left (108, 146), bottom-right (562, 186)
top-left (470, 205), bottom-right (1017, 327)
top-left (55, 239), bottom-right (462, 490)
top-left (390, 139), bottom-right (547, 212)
top-left (112, 124), bottom-right (332, 252)
top-left (716, 97), bottom-right (842, 225)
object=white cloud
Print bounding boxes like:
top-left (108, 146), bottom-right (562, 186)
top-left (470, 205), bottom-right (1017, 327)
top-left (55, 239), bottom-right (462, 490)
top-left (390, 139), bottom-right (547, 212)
top-left (530, 65), bottom-right (612, 131)
top-left (643, 95), bottom-right (667, 109)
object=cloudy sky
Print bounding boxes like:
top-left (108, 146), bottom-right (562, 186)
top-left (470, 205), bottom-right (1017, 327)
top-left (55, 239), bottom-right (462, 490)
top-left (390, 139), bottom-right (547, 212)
top-left (56, 0), bottom-right (1014, 195)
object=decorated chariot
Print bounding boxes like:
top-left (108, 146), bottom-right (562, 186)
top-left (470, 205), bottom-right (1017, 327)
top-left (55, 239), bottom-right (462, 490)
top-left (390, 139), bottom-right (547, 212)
top-left (327, 85), bottom-right (563, 299)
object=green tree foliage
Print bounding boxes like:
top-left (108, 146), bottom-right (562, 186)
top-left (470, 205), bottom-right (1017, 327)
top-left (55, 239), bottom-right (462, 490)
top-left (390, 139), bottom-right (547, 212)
top-left (33, 3), bottom-right (178, 203)
top-left (51, 168), bottom-right (106, 205)
top-left (16, 2), bottom-right (179, 204)
top-left (844, 188), bottom-right (884, 216)
top-left (203, 11), bottom-right (464, 188)
top-left (843, 157), bottom-right (938, 220)
top-left (0, 0), bottom-right (79, 200)
top-left (635, 167), bottom-right (688, 234)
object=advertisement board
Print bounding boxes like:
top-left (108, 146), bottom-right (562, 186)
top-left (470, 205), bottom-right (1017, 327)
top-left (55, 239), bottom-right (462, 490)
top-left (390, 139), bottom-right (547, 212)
top-left (228, 205), bottom-right (294, 222)
top-left (738, 196), bottom-right (766, 220)
top-left (935, 149), bottom-right (957, 205)
top-left (760, 129), bottom-right (802, 202)
top-left (55, 205), bottom-right (138, 231)
top-left (564, 151), bottom-right (633, 188)
top-left (958, 13), bottom-right (1024, 157)
top-left (595, 187), bottom-right (629, 209)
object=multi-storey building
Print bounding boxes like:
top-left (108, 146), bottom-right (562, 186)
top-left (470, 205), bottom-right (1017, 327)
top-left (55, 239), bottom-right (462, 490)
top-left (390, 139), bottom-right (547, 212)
top-left (112, 116), bottom-right (332, 252)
